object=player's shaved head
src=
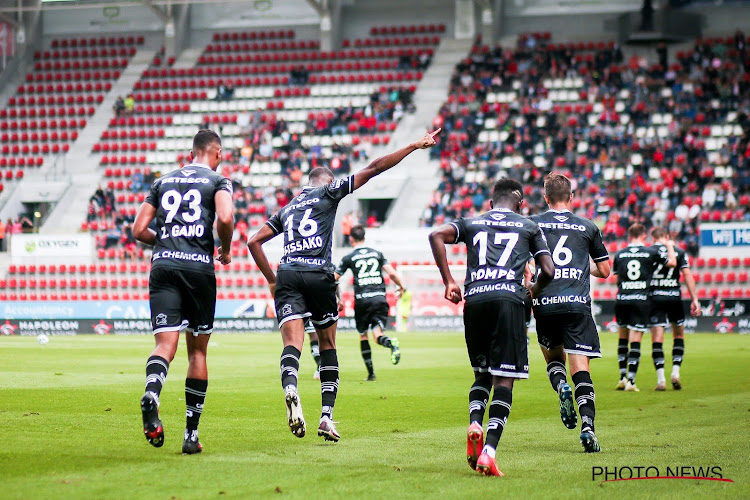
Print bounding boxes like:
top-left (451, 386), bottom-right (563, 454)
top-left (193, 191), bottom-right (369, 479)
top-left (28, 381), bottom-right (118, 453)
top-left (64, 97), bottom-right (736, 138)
top-left (350, 225), bottom-right (365, 242)
top-left (192, 129), bottom-right (221, 154)
top-left (308, 167), bottom-right (334, 187)
top-left (651, 226), bottom-right (668, 240)
top-left (492, 178), bottom-right (524, 206)
top-left (628, 223), bottom-right (646, 240)
top-left (544, 173), bottom-right (572, 204)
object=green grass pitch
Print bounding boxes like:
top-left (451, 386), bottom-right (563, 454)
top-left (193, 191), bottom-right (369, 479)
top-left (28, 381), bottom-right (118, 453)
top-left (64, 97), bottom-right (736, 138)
top-left (1, 331), bottom-right (749, 499)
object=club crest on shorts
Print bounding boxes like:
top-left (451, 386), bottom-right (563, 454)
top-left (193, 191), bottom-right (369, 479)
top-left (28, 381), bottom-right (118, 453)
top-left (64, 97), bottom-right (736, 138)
top-left (281, 304), bottom-right (293, 317)
top-left (155, 313), bottom-right (168, 326)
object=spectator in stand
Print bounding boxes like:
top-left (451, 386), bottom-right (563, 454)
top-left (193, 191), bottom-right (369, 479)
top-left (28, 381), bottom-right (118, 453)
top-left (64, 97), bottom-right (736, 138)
top-left (124, 94), bottom-right (135, 115)
top-left (341, 212), bottom-right (354, 247)
top-left (113, 96), bottom-right (125, 117)
top-left (0, 218), bottom-right (6, 252)
top-left (366, 212), bottom-right (379, 228)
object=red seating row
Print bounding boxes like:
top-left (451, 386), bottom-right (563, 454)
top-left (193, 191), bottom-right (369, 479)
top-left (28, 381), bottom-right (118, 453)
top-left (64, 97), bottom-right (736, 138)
top-left (107, 116), bottom-right (173, 128)
top-left (1, 278), bottom-right (149, 289)
top-left (33, 59), bottom-right (129, 72)
top-left (370, 24), bottom-right (446, 36)
top-left (26, 71), bottom-right (121, 82)
top-left (0, 117), bottom-right (90, 129)
top-left (212, 30), bottom-right (295, 42)
top-left (7, 95), bottom-right (104, 108)
top-left (16, 82), bottom-right (112, 94)
top-left (92, 142), bottom-right (157, 153)
top-left (592, 288), bottom-right (750, 300)
top-left (143, 61), bottom-right (402, 79)
top-left (693, 257), bottom-right (750, 268)
top-left (343, 36), bottom-right (440, 48)
top-left (2, 130), bottom-right (81, 142)
top-left (101, 128), bottom-right (164, 140)
top-left (0, 167), bottom-right (29, 177)
top-left (34, 48), bottom-right (136, 60)
top-left (100, 155), bottom-right (148, 166)
top-left (50, 36), bottom-right (143, 48)
top-left (0, 292), bottom-right (148, 301)
top-left (2, 143), bottom-right (70, 155)
top-left (205, 40), bottom-right (319, 53)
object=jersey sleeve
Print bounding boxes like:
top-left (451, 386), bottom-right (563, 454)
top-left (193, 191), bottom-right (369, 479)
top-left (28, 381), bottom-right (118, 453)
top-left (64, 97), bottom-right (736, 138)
top-left (529, 223), bottom-right (551, 258)
top-left (145, 179), bottom-right (160, 207)
top-left (448, 218), bottom-right (465, 244)
top-left (323, 175), bottom-right (354, 201)
top-left (655, 246), bottom-right (670, 266)
top-left (612, 253), bottom-right (619, 275)
top-left (379, 250), bottom-right (388, 267)
top-left (215, 176), bottom-right (233, 196)
top-left (589, 226), bottom-right (609, 262)
top-left (678, 251), bottom-right (689, 269)
top-left (335, 255), bottom-right (349, 276)
top-left (265, 212), bottom-right (283, 235)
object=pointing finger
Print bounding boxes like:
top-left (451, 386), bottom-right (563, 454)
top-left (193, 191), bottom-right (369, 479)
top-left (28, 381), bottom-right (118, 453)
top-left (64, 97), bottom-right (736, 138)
top-left (430, 128), bottom-right (442, 137)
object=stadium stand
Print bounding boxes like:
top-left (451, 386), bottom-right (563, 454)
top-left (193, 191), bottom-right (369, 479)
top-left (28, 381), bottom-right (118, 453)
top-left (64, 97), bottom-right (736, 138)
top-left (0, 35), bottom-right (144, 187)
top-left (421, 32), bottom-right (750, 244)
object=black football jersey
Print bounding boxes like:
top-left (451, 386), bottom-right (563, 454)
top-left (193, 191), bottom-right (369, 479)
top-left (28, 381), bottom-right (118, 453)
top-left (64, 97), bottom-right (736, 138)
top-left (266, 175), bottom-right (354, 274)
top-left (336, 246), bottom-right (388, 300)
top-left (613, 244), bottom-right (669, 301)
top-left (450, 208), bottom-right (550, 304)
top-left (529, 209), bottom-right (609, 316)
top-left (145, 163), bottom-right (233, 274)
top-left (650, 244), bottom-right (689, 300)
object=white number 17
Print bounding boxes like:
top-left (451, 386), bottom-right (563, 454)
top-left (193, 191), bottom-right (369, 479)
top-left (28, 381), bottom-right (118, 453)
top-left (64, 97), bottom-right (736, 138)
top-left (472, 231), bottom-right (519, 267)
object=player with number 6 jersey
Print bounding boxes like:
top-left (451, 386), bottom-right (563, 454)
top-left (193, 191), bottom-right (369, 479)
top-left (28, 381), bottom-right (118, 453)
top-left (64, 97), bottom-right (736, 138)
top-left (429, 178), bottom-right (554, 477)
top-left (133, 129), bottom-right (235, 455)
top-left (248, 129), bottom-right (440, 443)
top-left (612, 223), bottom-right (676, 392)
top-left (529, 173), bottom-right (610, 453)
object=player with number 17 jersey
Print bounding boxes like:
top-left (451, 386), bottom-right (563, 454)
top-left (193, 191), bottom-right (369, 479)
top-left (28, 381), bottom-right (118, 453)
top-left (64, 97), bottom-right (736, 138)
top-left (451, 209), bottom-right (550, 307)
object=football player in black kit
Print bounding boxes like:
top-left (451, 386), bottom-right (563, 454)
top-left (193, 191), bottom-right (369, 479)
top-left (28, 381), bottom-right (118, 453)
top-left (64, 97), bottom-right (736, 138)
top-left (648, 227), bottom-right (701, 390)
top-left (335, 224), bottom-right (406, 381)
top-left (133, 129), bottom-right (234, 454)
top-left (429, 178), bottom-right (554, 477)
top-left (613, 223), bottom-right (676, 392)
top-left (248, 129), bottom-right (440, 442)
top-left (530, 173), bottom-right (610, 453)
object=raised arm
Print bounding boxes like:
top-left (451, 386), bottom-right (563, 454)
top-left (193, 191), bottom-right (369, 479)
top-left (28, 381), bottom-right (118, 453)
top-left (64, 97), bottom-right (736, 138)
top-left (133, 202), bottom-right (157, 246)
top-left (664, 240), bottom-right (677, 268)
top-left (352, 129), bottom-right (440, 191)
top-left (215, 190), bottom-right (234, 265)
top-left (428, 224), bottom-right (462, 304)
top-left (247, 224), bottom-right (279, 296)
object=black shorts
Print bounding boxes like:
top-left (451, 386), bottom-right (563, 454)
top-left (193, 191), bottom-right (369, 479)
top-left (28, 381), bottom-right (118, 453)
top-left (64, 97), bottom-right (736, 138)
top-left (536, 312), bottom-right (602, 358)
top-left (615, 300), bottom-right (650, 332)
top-left (274, 270), bottom-right (338, 329)
top-left (149, 267), bottom-right (216, 335)
top-left (354, 298), bottom-right (389, 334)
top-left (464, 299), bottom-right (528, 379)
top-left (649, 300), bottom-right (686, 327)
